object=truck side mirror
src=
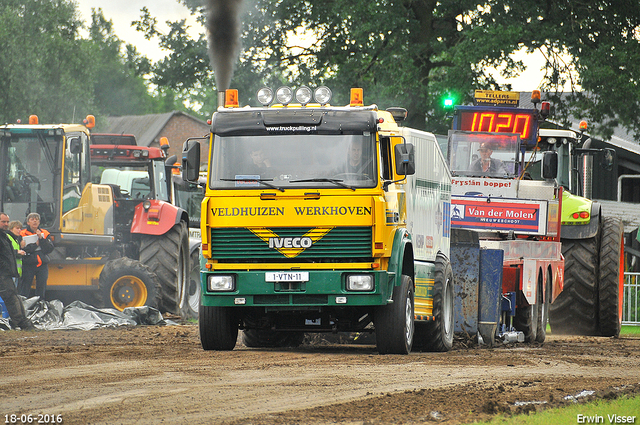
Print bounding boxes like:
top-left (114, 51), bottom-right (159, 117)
top-left (394, 143), bottom-right (415, 175)
top-left (182, 140), bottom-right (201, 182)
top-left (541, 151), bottom-right (558, 179)
top-left (601, 148), bottom-right (615, 171)
top-left (69, 137), bottom-right (82, 154)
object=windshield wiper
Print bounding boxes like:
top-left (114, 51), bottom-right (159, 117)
top-left (220, 178), bottom-right (284, 192)
top-left (289, 178), bottom-right (355, 191)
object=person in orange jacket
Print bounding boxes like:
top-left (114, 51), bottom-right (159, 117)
top-left (19, 213), bottom-right (54, 300)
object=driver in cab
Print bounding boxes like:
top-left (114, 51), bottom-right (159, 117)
top-left (469, 142), bottom-right (507, 176)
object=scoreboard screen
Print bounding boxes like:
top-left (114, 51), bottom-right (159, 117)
top-left (454, 106), bottom-right (539, 147)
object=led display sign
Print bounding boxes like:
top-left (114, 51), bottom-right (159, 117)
top-left (454, 106), bottom-right (539, 146)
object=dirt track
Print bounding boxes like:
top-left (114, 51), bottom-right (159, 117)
top-left (1, 324), bottom-right (639, 424)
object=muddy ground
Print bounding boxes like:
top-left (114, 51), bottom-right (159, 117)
top-left (1, 323), bottom-right (638, 425)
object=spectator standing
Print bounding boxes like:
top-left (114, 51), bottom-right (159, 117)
top-left (0, 212), bottom-right (35, 330)
top-left (7, 220), bottom-right (25, 287)
top-left (19, 213), bottom-right (54, 299)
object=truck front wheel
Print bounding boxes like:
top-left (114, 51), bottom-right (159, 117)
top-left (375, 275), bottom-right (414, 354)
top-left (199, 304), bottom-right (238, 350)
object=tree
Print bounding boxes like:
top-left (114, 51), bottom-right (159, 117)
top-left (140, 1), bottom-right (640, 139)
top-left (0, 0), bottom-right (93, 124)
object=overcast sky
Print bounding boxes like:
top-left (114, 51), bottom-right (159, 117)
top-left (75, 0), bottom-right (201, 61)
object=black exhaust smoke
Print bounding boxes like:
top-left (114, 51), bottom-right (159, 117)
top-left (206, 0), bottom-right (243, 106)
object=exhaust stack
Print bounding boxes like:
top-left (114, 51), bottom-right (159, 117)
top-left (218, 91), bottom-right (225, 108)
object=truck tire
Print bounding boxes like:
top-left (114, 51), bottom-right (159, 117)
top-left (140, 221), bottom-right (189, 316)
top-left (98, 257), bottom-right (161, 311)
top-left (535, 271), bottom-right (550, 343)
top-left (199, 304), bottom-right (238, 350)
top-left (375, 274), bottom-right (414, 355)
top-left (242, 330), bottom-right (305, 348)
top-left (413, 254), bottom-right (454, 352)
top-left (598, 217), bottom-right (624, 337)
top-left (549, 236), bottom-right (599, 335)
top-left (179, 249), bottom-right (201, 319)
top-left (513, 270), bottom-right (539, 343)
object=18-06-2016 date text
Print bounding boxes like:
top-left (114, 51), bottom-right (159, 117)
top-left (5, 414), bottom-right (62, 424)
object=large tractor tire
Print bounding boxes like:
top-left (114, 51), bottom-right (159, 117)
top-left (140, 221), bottom-right (189, 316)
top-left (598, 217), bottom-right (624, 337)
top-left (199, 304), bottom-right (238, 351)
top-left (413, 254), bottom-right (454, 352)
top-left (179, 248), bottom-right (201, 319)
top-left (375, 275), bottom-right (414, 355)
top-left (549, 236), bottom-right (599, 335)
top-left (242, 330), bottom-right (305, 348)
top-left (99, 257), bottom-right (161, 311)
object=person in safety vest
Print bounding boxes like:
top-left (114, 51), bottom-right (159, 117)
top-left (0, 212), bottom-right (35, 330)
top-left (7, 220), bottom-right (25, 287)
top-left (19, 213), bottom-right (54, 300)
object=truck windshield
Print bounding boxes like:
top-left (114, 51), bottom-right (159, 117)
top-left (209, 134), bottom-right (377, 190)
top-left (447, 131), bottom-right (520, 178)
top-left (1, 134), bottom-right (60, 227)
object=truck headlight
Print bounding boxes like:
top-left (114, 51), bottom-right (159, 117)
top-left (207, 275), bottom-right (235, 291)
top-left (346, 274), bottom-right (374, 291)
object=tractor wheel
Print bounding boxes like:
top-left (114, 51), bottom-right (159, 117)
top-left (179, 248), bottom-right (201, 319)
top-left (413, 254), bottom-right (454, 352)
top-left (513, 270), bottom-right (539, 343)
top-left (375, 274), bottom-right (414, 354)
top-left (535, 270), bottom-right (550, 343)
top-left (199, 304), bottom-right (238, 351)
top-left (242, 330), bottom-right (305, 348)
top-left (140, 221), bottom-right (189, 316)
top-left (99, 257), bottom-right (160, 311)
top-left (549, 236), bottom-right (599, 335)
top-left (598, 217), bottom-right (624, 337)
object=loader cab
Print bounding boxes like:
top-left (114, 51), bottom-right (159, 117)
top-left (0, 122), bottom-right (91, 231)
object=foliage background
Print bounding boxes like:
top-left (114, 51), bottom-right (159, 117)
top-left (1, 0), bottom-right (639, 140)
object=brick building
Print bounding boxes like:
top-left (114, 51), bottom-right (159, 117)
top-left (101, 111), bottom-right (210, 167)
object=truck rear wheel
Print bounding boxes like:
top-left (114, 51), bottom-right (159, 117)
top-left (199, 304), bottom-right (238, 350)
top-left (179, 248), bottom-right (201, 319)
top-left (375, 275), bottom-right (414, 354)
top-left (598, 217), bottom-right (624, 337)
top-left (140, 221), bottom-right (189, 316)
top-left (413, 254), bottom-right (454, 352)
top-left (99, 257), bottom-right (160, 311)
top-left (513, 270), bottom-right (539, 343)
top-left (535, 270), bottom-right (550, 343)
top-left (242, 330), bottom-right (305, 348)
top-left (549, 237), bottom-right (599, 335)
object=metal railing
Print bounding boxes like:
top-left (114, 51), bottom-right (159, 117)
top-left (623, 272), bottom-right (640, 326)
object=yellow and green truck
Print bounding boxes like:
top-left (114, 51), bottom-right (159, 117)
top-left (182, 87), bottom-right (454, 354)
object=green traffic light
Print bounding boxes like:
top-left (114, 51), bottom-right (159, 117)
top-left (444, 98), bottom-right (454, 107)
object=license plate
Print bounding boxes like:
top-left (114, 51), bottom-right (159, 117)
top-left (265, 272), bottom-right (309, 282)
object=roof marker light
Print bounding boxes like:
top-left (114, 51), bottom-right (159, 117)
top-left (225, 89), bottom-right (239, 108)
top-left (579, 120), bottom-right (588, 131)
top-left (29, 115), bottom-right (38, 125)
top-left (350, 88), bottom-right (364, 107)
top-left (84, 115), bottom-right (95, 129)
